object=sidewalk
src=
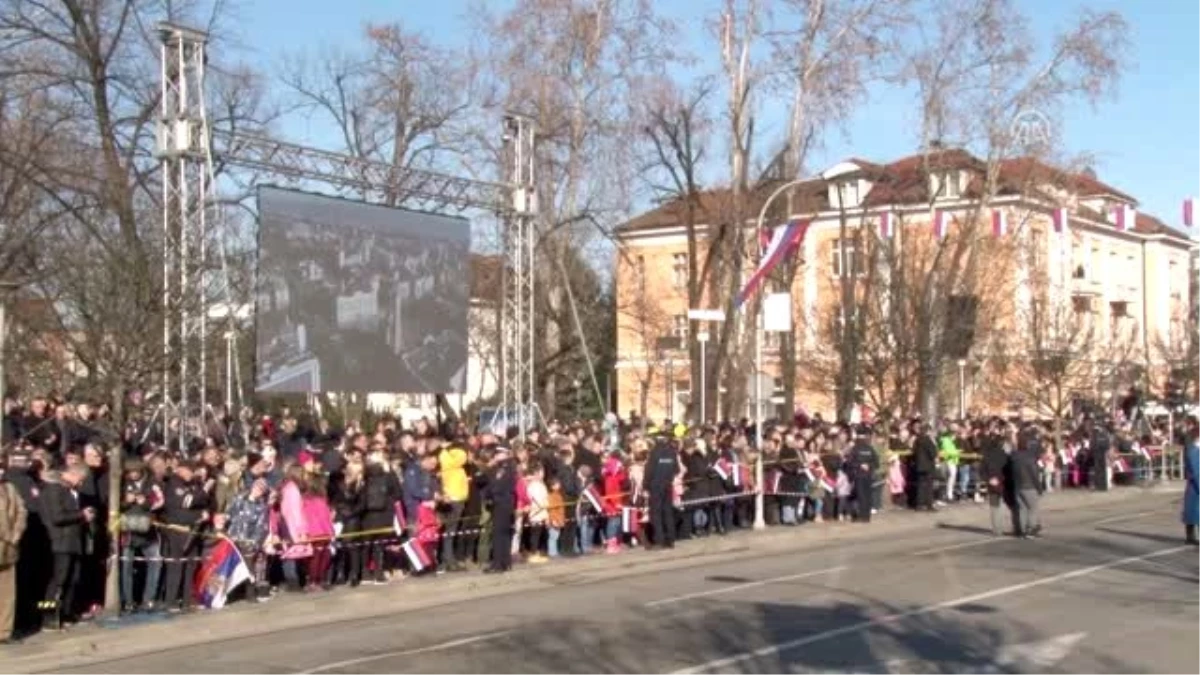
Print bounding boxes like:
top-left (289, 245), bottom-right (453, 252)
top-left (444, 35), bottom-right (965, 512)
top-left (0, 485), bottom-right (1174, 673)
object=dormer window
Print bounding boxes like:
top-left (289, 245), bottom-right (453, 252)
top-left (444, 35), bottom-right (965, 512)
top-left (931, 171), bottom-right (961, 200)
top-left (839, 181), bottom-right (860, 208)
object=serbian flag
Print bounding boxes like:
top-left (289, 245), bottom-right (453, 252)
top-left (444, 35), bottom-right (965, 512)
top-left (1184, 198), bottom-right (1195, 227)
top-left (1059, 449), bottom-right (1071, 466)
top-left (932, 210), bottom-right (949, 239)
top-left (621, 506), bottom-right (640, 534)
top-left (1052, 207), bottom-right (1069, 233)
top-left (712, 459), bottom-right (731, 482)
top-left (581, 484), bottom-right (603, 512)
top-left (822, 476), bottom-right (837, 491)
top-left (392, 500), bottom-right (407, 535)
top-left (735, 219), bottom-right (808, 309)
top-left (1112, 458), bottom-right (1128, 473)
top-left (1112, 204), bottom-right (1135, 232)
top-left (730, 460), bottom-right (742, 488)
top-left (880, 211), bottom-right (896, 239)
top-left (402, 538), bottom-right (433, 572)
top-left (768, 470), bottom-right (782, 495)
top-left (803, 467), bottom-right (815, 482)
top-left (991, 209), bottom-right (1008, 237)
top-left (759, 227), bottom-right (773, 251)
top-left (194, 539), bottom-right (251, 610)
top-left (1134, 444), bottom-right (1152, 460)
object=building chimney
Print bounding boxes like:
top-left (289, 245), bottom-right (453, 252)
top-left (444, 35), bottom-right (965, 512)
top-left (1080, 166), bottom-right (1097, 180)
top-left (930, 138), bottom-right (945, 150)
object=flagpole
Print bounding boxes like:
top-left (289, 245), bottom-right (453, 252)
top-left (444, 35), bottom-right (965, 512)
top-left (751, 177), bottom-right (812, 530)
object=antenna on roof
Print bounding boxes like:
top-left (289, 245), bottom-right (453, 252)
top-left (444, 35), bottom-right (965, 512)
top-left (1080, 166), bottom-right (1097, 179)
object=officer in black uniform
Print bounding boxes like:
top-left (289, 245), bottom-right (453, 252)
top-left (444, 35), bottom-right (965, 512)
top-left (646, 435), bottom-right (679, 548)
top-left (849, 425), bottom-right (879, 523)
top-left (160, 461), bottom-right (209, 612)
top-left (484, 447), bottom-right (516, 574)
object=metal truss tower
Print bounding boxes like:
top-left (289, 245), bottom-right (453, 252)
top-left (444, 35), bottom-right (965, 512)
top-left (158, 23), bottom-right (538, 444)
top-left (158, 24), bottom-right (211, 450)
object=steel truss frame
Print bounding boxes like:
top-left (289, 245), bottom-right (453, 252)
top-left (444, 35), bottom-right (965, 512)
top-left (157, 23), bottom-right (539, 444)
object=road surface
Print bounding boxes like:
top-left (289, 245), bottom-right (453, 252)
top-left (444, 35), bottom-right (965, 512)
top-left (25, 492), bottom-right (1200, 673)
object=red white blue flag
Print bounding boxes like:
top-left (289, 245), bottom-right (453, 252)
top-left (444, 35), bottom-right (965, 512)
top-left (712, 459), bottom-right (731, 482)
top-left (194, 539), bottom-right (251, 610)
top-left (1052, 207), bottom-right (1069, 234)
top-left (991, 209), bottom-right (1008, 237)
top-left (402, 538), bottom-right (433, 572)
top-left (581, 485), bottom-right (604, 513)
top-left (735, 219), bottom-right (809, 309)
top-left (1112, 204), bottom-right (1135, 232)
top-left (1184, 198), bottom-right (1194, 227)
top-left (879, 211), bottom-right (896, 239)
top-left (621, 506), bottom-right (639, 534)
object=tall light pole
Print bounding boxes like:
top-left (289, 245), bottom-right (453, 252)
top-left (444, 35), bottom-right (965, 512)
top-left (687, 309), bottom-right (726, 425)
top-left (750, 176), bottom-right (813, 531)
top-left (957, 358), bottom-right (967, 420)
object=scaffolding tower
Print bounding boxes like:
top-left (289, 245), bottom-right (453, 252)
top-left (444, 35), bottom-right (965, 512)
top-left (157, 23), bottom-right (539, 445)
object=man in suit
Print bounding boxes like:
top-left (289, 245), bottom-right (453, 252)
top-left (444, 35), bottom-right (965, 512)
top-left (38, 465), bottom-right (91, 629)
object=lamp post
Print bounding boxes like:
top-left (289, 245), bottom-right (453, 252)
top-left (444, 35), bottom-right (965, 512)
top-left (749, 176), bottom-right (814, 531)
top-left (687, 309), bottom-right (726, 425)
top-left (957, 358), bottom-right (967, 420)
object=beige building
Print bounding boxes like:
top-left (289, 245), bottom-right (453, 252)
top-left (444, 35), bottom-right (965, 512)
top-left (614, 149), bottom-right (1194, 422)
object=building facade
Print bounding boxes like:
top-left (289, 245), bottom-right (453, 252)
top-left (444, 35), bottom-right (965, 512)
top-left (614, 149), bottom-right (1194, 423)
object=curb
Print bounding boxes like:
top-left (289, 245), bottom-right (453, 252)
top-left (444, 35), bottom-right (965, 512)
top-left (0, 486), bottom-right (1166, 673)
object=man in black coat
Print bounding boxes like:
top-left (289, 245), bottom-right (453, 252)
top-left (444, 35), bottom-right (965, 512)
top-left (645, 437), bottom-right (679, 549)
top-left (5, 451), bottom-right (46, 636)
top-left (978, 419), bottom-right (1011, 536)
top-left (160, 461), bottom-right (209, 612)
top-left (484, 448), bottom-right (516, 573)
top-left (848, 426), bottom-right (879, 523)
top-left (37, 465), bottom-right (91, 628)
top-left (912, 421), bottom-right (938, 511)
top-left (1011, 426), bottom-right (1044, 538)
top-left (1087, 419), bottom-right (1112, 492)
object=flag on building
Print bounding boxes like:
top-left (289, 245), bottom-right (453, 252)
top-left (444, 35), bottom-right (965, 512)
top-left (735, 219), bottom-right (810, 309)
top-left (402, 538), bottom-right (433, 572)
top-left (759, 227), bottom-right (773, 251)
top-left (621, 506), bottom-right (640, 534)
top-left (991, 209), bottom-right (1008, 237)
top-left (1113, 204), bottom-right (1135, 232)
top-left (581, 484), bottom-right (603, 513)
top-left (879, 211), bottom-right (896, 239)
top-left (1052, 207), bottom-right (1069, 233)
top-left (932, 210), bottom-right (949, 239)
top-left (1184, 198), bottom-right (1195, 227)
top-left (193, 539), bottom-right (251, 610)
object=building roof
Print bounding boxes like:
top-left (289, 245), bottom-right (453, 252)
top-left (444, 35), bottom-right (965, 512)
top-left (616, 148), bottom-right (1186, 240)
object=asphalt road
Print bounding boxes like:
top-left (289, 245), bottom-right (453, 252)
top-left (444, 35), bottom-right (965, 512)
top-left (54, 493), bottom-right (1200, 674)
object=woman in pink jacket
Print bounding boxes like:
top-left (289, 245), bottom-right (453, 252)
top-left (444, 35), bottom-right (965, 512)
top-left (278, 463), bottom-right (313, 590)
top-left (300, 454), bottom-right (335, 591)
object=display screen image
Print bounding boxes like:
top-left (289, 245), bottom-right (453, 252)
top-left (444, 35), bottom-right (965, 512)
top-left (255, 186), bottom-right (469, 394)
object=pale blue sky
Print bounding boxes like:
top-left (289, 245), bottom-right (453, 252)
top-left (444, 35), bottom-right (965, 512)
top-left (227, 0), bottom-right (1199, 227)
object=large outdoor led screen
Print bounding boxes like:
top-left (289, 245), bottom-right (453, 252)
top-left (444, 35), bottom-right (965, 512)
top-left (255, 187), bottom-right (469, 394)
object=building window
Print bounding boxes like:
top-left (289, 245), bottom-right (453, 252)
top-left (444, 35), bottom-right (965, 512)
top-left (932, 171), bottom-right (961, 199)
top-left (1072, 295), bottom-right (1093, 314)
top-left (675, 379), bottom-right (691, 394)
top-left (636, 254), bottom-right (646, 288)
top-left (1110, 301), bottom-right (1128, 318)
top-left (672, 252), bottom-right (688, 290)
top-left (1072, 264), bottom-right (1086, 280)
top-left (838, 181), bottom-right (860, 208)
top-left (830, 239), bottom-right (865, 278)
top-left (672, 314), bottom-right (688, 341)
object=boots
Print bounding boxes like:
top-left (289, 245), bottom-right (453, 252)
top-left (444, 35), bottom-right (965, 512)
top-left (605, 538), bottom-right (622, 554)
top-left (1187, 525), bottom-right (1198, 546)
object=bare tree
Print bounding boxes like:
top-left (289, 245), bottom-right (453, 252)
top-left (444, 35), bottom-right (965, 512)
top-left (890, 0), bottom-right (1130, 419)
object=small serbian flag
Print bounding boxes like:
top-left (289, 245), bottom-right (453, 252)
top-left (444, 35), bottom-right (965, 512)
top-left (1112, 204), bottom-right (1135, 232)
top-left (730, 460), bottom-right (742, 488)
top-left (932, 210), bottom-right (949, 239)
top-left (880, 211), bottom-right (896, 238)
top-left (1051, 207), bottom-right (1069, 233)
top-left (621, 506), bottom-right (640, 534)
top-left (1134, 444), bottom-right (1151, 460)
top-left (991, 209), bottom-right (1008, 237)
top-left (1112, 458), bottom-right (1128, 473)
top-left (581, 485), bottom-right (603, 512)
top-left (194, 539), bottom-right (251, 610)
top-left (712, 460), bottom-right (731, 482)
top-left (1059, 449), bottom-right (1071, 466)
top-left (768, 470), bottom-right (782, 494)
top-left (803, 467), bottom-right (815, 482)
top-left (402, 538), bottom-right (433, 572)
top-left (392, 501), bottom-right (407, 535)
top-left (1184, 198), bottom-right (1195, 227)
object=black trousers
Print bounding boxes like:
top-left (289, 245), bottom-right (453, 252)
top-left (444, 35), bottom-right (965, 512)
top-left (440, 501), bottom-right (465, 566)
top-left (854, 477), bottom-right (873, 522)
top-left (161, 530), bottom-right (200, 608)
top-left (457, 511), bottom-right (482, 564)
top-left (339, 525), bottom-right (364, 584)
top-left (648, 488), bottom-right (676, 547)
top-left (916, 471), bottom-right (935, 509)
top-left (45, 552), bottom-right (79, 618)
top-left (557, 515), bottom-right (577, 555)
top-left (490, 507), bottom-right (514, 570)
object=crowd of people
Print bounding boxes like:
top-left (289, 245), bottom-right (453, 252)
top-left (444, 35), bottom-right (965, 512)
top-left (0, 392), bottom-right (1195, 646)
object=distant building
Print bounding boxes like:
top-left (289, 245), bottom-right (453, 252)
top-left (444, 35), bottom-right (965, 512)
top-left (614, 149), bottom-right (1194, 421)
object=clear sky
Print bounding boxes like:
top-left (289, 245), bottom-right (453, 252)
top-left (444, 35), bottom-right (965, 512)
top-left (228, 0), bottom-right (1199, 227)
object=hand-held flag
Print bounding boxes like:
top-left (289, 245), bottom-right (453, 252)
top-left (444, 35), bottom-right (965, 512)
top-left (194, 539), bottom-right (252, 610)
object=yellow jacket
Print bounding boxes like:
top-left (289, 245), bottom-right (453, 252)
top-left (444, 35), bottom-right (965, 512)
top-left (439, 445), bottom-right (470, 502)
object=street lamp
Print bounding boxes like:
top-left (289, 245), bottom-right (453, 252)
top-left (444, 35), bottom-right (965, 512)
top-left (687, 309), bottom-right (727, 425)
top-left (957, 358), bottom-right (967, 420)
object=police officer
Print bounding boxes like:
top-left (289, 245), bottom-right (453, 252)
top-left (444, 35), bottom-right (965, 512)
top-left (160, 460), bottom-right (209, 612)
top-left (483, 447), bottom-right (516, 574)
top-left (646, 436), bottom-right (679, 549)
top-left (849, 425), bottom-right (879, 523)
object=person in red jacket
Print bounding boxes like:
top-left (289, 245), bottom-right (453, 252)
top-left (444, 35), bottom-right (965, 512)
top-left (601, 452), bottom-right (628, 553)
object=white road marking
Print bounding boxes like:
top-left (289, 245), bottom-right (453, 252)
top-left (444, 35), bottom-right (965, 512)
top-left (645, 566), bottom-right (847, 608)
top-left (299, 630), bottom-right (513, 673)
top-left (1092, 510), bottom-right (1164, 525)
top-left (910, 537), bottom-right (1005, 556)
top-left (672, 547), bottom-right (1187, 674)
